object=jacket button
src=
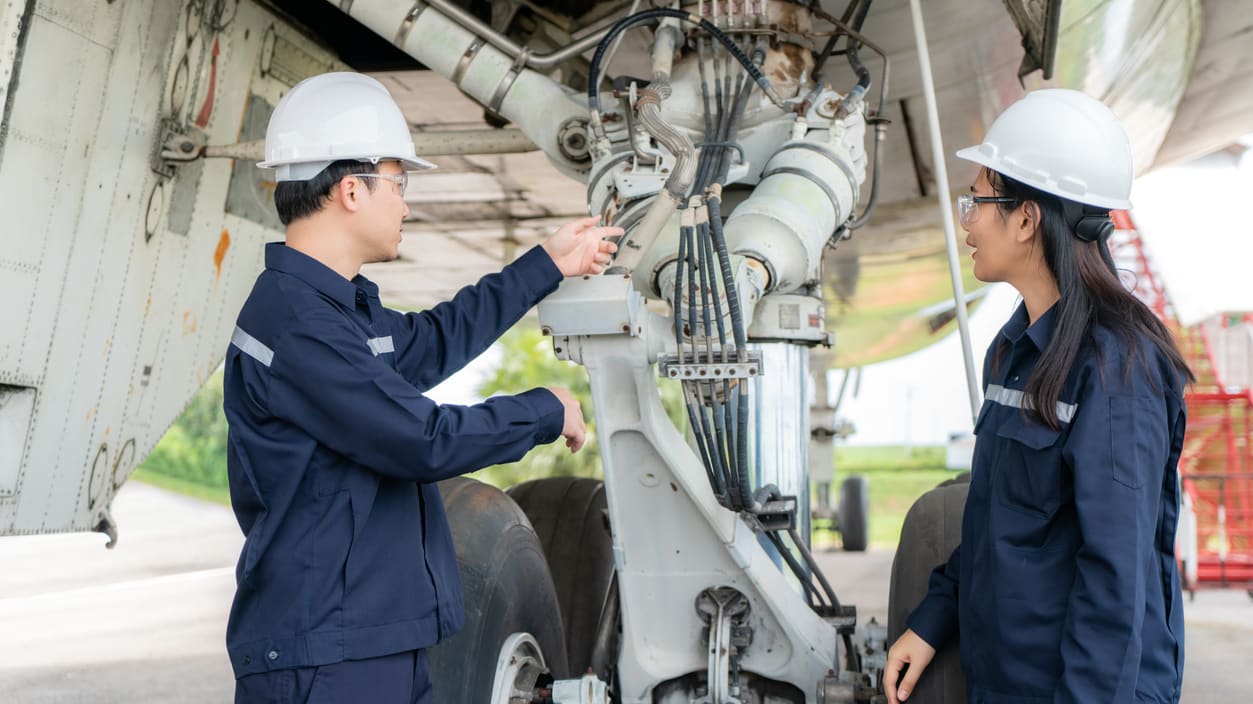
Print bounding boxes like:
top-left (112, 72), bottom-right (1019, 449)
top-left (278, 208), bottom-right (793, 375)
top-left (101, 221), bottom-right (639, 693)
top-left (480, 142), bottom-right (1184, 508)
top-left (267, 650), bottom-right (279, 661)
top-left (243, 655), bottom-right (251, 666)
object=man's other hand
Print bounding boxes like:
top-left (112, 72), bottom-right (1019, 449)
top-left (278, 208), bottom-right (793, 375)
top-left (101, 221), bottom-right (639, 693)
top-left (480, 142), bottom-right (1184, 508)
top-left (547, 387), bottom-right (587, 453)
top-left (541, 216), bottom-right (622, 276)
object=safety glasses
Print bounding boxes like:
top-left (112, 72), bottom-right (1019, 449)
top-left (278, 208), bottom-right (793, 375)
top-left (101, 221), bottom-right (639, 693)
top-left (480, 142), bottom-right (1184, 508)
top-left (351, 172), bottom-right (408, 196)
top-left (957, 193), bottom-right (1017, 227)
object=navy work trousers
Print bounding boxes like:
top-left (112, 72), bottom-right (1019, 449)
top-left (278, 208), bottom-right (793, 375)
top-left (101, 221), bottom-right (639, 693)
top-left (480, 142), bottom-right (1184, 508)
top-left (234, 649), bottom-right (432, 704)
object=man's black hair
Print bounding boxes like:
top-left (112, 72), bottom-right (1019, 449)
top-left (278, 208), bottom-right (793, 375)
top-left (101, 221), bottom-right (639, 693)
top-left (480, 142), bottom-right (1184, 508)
top-left (273, 160), bottom-right (378, 225)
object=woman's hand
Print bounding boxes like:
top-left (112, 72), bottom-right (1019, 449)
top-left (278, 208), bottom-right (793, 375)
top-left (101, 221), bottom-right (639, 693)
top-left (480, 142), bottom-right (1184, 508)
top-left (884, 628), bottom-right (937, 703)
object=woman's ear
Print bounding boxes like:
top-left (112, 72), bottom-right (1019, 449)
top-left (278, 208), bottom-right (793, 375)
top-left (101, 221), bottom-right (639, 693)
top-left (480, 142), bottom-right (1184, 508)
top-left (1015, 201), bottom-right (1041, 243)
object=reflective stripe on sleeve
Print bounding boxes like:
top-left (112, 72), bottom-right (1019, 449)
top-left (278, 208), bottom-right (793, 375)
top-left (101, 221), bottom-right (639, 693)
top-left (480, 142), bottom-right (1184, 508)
top-left (367, 336), bottom-right (395, 356)
top-left (232, 326), bottom-right (274, 367)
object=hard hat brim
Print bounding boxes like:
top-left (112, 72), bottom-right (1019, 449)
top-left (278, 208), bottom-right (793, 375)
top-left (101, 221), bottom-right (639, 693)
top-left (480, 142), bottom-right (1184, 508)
top-left (258, 153), bottom-right (438, 182)
top-left (955, 145), bottom-right (1132, 211)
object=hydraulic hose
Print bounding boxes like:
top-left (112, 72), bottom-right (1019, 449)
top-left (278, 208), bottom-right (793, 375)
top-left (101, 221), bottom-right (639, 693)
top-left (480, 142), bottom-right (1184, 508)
top-left (586, 8), bottom-right (783, 116)
top-left (706, 187), bottom-right (748, 354)
top-left (605, 19), bottom-right (692, 274)
top-left (847, 117), bottom-right (885, 230)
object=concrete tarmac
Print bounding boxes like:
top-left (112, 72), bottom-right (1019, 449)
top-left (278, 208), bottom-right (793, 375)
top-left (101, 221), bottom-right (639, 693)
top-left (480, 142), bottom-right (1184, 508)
top-left (1, 482), bottom-right (1248, 703)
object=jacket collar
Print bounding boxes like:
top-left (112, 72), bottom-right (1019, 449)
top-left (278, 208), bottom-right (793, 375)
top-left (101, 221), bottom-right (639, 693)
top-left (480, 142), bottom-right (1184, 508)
top-left (265, 242), bottom-right (377, 308)
top-left (1001, 300), bottom-right (1057, 352)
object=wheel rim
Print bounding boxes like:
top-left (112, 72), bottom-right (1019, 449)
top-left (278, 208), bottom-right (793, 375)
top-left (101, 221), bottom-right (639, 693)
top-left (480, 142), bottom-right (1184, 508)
top-left (490, 632), bottom-right (548, 704)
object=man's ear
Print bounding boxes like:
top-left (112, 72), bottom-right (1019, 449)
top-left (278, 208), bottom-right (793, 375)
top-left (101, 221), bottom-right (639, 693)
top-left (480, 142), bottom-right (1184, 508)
top-left (332, 176), bottom-right (364, 213)
top-left (1016, 201), bottom-right (1041, 243)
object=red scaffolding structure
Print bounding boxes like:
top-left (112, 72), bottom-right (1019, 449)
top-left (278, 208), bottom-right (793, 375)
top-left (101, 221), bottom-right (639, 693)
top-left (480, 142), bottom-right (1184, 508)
top-left (1110, 210), bottom-right (1253, 592)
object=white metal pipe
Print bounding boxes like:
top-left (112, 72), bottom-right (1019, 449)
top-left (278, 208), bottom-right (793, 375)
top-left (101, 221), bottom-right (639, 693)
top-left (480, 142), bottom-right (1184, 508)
top-left (909, 0), bottom-right (982, 423)
top-left (722, 135), bottom-right (860, 293)
top-left (419, 0), bottom-right (607, 71)
top-left (204, 129), bottom-right (538, 161)
top-left (330, 0), bottom-right (588, 178)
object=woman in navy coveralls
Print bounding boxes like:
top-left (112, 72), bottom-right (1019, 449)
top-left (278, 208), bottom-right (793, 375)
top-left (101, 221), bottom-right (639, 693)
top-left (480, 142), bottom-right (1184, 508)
top-left (884, 90), bottom-right (1193, 704)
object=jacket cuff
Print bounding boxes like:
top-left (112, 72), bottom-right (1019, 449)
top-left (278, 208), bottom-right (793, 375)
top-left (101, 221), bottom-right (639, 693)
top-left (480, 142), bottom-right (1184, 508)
top-left (512, 245), bottom-right (564, 301)
top-left (905, 595), bottom-right (958, 650)
top-left (517, 387), bottom-right (566, 444)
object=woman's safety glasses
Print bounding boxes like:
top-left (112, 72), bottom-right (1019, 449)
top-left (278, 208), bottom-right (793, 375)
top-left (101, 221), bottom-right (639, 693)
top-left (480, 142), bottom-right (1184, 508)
top-left (956, 193), bottom-right (1017, 227)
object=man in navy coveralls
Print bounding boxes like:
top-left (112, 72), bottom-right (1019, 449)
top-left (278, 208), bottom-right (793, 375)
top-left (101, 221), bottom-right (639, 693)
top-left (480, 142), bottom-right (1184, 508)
top-left (223, 72), bottom-right (620, 703)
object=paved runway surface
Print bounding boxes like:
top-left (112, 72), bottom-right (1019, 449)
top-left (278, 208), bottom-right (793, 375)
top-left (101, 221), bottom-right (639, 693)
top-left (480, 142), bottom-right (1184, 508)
top-left (1, 482), bottom-right (1248, 702)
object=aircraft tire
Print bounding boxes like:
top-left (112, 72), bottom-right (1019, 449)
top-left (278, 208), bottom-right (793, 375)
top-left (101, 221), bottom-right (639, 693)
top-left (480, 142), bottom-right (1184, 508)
top-left (430, 477), bottom-right (568, 703)
top-left (839, 475), bottom-right (870, 552)
top-left (885, 472), bottom-right (970, 703)
top-left (507, 477), bottom-right (615, 679)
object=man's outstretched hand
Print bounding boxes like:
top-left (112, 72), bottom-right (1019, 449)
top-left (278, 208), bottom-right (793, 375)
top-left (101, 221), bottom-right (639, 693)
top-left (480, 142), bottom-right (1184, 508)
top-left (541, 216), bottom-right (622, 277)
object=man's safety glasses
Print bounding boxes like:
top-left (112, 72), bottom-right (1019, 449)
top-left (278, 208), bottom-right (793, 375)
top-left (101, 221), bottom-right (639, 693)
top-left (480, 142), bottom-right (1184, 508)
top-left (956, 193), bottom-right (1017, 227)
top-left (352, 172), bottom-right (408, 196)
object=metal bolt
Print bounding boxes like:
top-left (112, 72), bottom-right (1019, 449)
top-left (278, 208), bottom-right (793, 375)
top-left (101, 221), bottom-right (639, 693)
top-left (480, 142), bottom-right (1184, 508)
top-left (541, 326), bottom-right (551, 336)
top-left (622, 324), bottom-right (631, 333)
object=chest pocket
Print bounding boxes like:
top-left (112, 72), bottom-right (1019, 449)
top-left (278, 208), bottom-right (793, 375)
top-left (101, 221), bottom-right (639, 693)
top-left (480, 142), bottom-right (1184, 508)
top-left (994, 417), bottom-right (1065, 520)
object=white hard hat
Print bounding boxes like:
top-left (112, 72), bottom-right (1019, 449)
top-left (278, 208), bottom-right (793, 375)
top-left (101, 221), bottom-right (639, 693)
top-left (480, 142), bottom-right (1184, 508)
top-left (956, 89), bottom-right (1132, 210)
top-left (259, 72), bottom-right (436, 182)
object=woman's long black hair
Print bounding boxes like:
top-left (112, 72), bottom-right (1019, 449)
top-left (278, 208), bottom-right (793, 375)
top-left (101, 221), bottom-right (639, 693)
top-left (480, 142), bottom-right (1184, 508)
top-left (987, 169), bottom-right (1195, 430)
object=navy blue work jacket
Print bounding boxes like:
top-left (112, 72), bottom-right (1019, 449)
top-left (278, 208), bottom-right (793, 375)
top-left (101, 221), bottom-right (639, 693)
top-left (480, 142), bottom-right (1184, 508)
top-left (222, 242), bottom-right (565, 678)
top-left (908, 303), bottom-right (1186, 703)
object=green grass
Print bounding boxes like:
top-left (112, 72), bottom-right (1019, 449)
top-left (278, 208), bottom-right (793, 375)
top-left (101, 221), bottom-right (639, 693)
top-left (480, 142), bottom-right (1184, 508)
top-left (131, 466), bottom-right (232, 507)
top-left (812, 445), bottom-right (958, 550)
top-left (835, 444), bottom-right (947, 473)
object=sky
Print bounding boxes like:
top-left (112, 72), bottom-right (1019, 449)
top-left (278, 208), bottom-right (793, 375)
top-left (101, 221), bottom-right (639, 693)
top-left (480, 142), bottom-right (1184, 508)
top-left (425, 137), bottom-right (1253, 447)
